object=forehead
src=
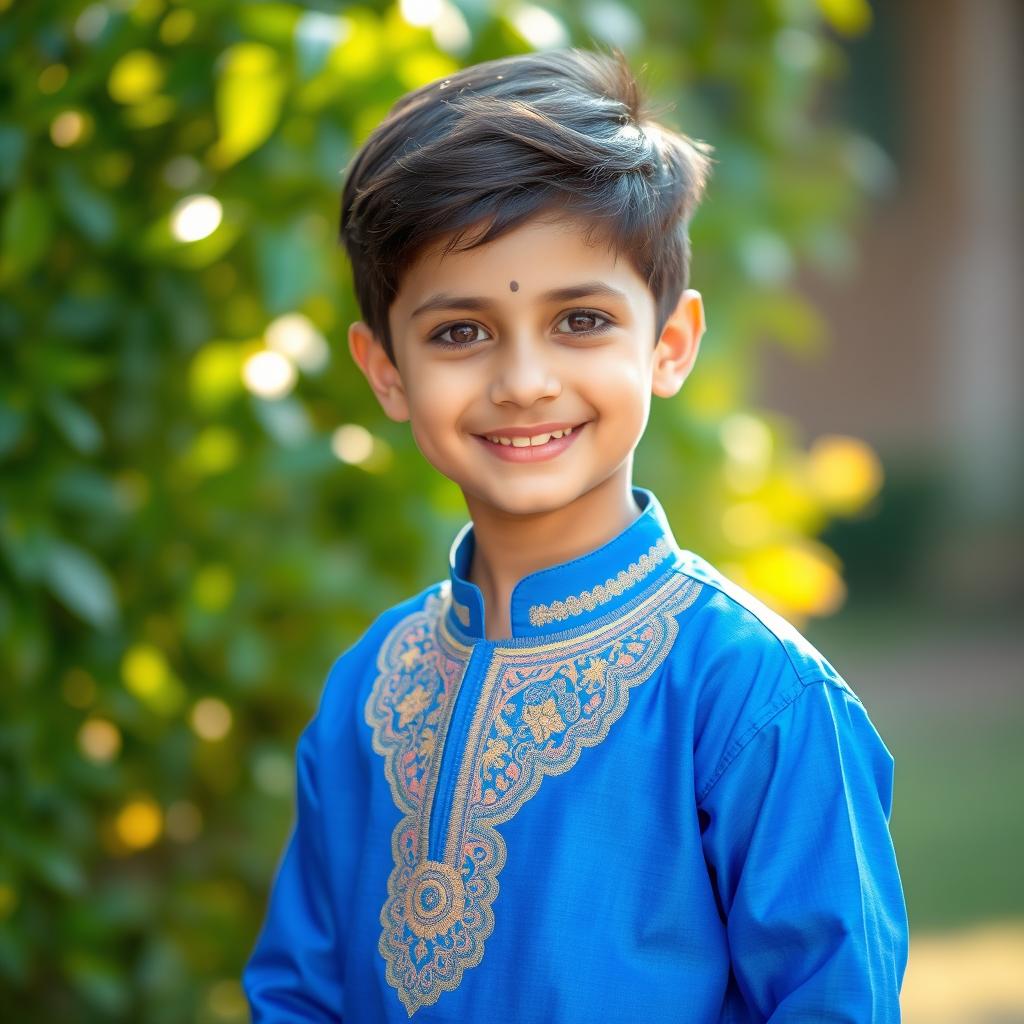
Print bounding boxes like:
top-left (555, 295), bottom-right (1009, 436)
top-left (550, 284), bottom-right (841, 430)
top-left (390, 214), bottom-right (649, 316)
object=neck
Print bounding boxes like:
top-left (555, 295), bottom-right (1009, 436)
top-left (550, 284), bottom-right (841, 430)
top-left (463, 467), bottom-right (641, 640)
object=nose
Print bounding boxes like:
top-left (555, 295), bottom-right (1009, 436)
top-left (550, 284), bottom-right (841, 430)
top-left (488, 335), bottom-right (561, 408)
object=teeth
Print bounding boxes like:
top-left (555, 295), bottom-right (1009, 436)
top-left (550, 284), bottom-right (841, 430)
top-left (483, 425), bottom-right (577, 447)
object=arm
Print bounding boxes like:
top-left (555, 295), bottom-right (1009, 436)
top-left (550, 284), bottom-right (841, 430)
top-left (698, 677), bottom-right (909, 1022)
top-left (243, 719), bottom-right (344, 1022)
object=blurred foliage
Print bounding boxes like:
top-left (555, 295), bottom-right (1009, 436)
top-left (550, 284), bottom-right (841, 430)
top-left (0, 0), bottom-right (884, 1019)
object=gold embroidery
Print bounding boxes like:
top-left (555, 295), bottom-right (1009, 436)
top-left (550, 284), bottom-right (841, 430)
top-left (365, 572), bottom-right (703, 1015)
top-left (521, 697), bottom-right (566, 743)
top-left (527, 537), bottom-right (674, 627)
top-left (452, 599), bottom-right (470, 627)
top-left (396, 686), bottom-right (431, 727)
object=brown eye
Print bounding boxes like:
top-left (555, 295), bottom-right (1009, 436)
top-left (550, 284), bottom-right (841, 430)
top-left (450, 324), bottom-right (478, 344)
top-left (430, 322), bottom-right (489, 347)
top-left (555, 310), bottom-right (611, 335)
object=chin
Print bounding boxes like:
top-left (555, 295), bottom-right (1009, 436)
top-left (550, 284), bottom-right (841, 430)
top-left (471, 478), bottom-right (588, 517)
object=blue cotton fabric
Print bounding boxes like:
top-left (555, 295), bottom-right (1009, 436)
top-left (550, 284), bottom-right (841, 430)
top-left (243, 488), bottom-right (908, 1021)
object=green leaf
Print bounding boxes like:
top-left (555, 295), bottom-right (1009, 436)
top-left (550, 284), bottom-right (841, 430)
top-left (0, 187), bottom-right (53, 283)
top-left (42, 540), bottom-right (119, 630)
top-left (0, 401), bottom-right (28, 458)
top-left (31, 844), bottom-right (86, 897)
top-left (64, 950), bottom-right (129, 1015)
top-left (211, 43), bottom-right (287, 168)
top-left (0, 124), bottom-right (27, 192)
top-left (815, 0), bottom-right (872, 35)
top-left (54, 164), bottom-right (118, 246)
top-left (256, 220), bottom-right (327, 313)
top-left (44, 393), bottom-right (103, 455)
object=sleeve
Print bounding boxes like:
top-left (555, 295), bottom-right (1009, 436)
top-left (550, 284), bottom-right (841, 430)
top-left (243, 717), bottom-right (344, 1022)
top-left (697, 676), bottom-right (909, 1022)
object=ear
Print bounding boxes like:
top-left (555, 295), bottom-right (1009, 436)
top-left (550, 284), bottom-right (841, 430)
top-left (651, 289), bottom-right (706, 399)
top-left (347, 320), bottom-right (410, 423)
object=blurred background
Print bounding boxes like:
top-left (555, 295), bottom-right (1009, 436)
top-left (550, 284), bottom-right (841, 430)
top-left (1, 0), bottom-right (1021, 1020)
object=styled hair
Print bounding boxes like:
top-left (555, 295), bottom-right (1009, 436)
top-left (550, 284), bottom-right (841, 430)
top-left (339, 47), bottom-right (713, 363)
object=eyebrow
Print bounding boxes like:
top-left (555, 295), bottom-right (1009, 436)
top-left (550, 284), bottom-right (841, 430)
top-left (409, 281), bottom-right (629, 319)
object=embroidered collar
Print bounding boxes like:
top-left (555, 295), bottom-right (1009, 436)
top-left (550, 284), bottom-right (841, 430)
top-left (446, 487), bottom-right (686, 641)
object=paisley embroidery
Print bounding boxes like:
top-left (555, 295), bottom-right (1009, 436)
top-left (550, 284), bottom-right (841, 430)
top-left (365, 572), bottom-right (702, 1015)
top-left (527, 536), bottom-right (673, 627)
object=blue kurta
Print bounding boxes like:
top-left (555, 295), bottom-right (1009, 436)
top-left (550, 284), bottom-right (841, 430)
top-left (243, 488), bottom-right (908, 1021)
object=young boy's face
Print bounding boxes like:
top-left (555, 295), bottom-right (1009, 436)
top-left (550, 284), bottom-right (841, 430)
top-left (349, 214), bottom-right (704, 519)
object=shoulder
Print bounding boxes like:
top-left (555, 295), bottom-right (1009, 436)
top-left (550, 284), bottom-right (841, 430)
top-left (673, 550), bottom-right (848, 691)
top-left (670, 551), bottom-right (864, 796)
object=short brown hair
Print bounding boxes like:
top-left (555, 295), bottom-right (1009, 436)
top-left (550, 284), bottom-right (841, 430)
top-left (339, 48), bottom-right (713, 363)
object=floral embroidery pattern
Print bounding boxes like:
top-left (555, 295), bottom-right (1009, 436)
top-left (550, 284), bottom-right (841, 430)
top-left (527, 537), bottom-right (674, 627)
top-left (365, 572), bottom-right (702, 1015)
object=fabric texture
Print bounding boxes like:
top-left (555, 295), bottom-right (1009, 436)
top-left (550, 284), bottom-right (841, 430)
top-left (243, 488), bottom-right (909, 1022)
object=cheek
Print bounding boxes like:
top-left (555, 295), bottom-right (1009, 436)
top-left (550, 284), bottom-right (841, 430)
top-left (403, 369), bottom-right (471, 462)
top-left (578, 353), bottom-right (651, 422)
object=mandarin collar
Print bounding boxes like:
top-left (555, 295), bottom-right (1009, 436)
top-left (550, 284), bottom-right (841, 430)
top-left (445, 487), bottom-right (685, 641)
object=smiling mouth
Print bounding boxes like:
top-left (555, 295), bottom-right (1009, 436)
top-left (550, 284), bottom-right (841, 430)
top-left (471, 421), bottom-right (588, 462)
top-left (478, 424), bottom-right (578, 448)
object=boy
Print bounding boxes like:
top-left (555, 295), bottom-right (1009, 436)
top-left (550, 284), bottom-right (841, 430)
top-left (243, 48), bottom-right (909, 1022)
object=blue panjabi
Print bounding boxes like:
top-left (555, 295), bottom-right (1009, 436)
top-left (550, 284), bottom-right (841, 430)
top-left (243, 487), bottom-right (909, 1021)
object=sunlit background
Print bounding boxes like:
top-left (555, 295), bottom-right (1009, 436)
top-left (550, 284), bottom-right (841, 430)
top-left (1, 0), bottom-right (1021, 1021)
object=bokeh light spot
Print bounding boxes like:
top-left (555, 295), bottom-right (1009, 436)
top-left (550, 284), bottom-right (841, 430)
top-left (744, 541), bottom-right (846, 618)
top-left (432, 2), bottom-right (471, 53)
top-left (189, 341), bottom-right (247, 410)
top-left (78, 718), bottom-right (122, 763)
top-left (331, 424), bottom-right (374, 464)
top-left (400, 0), bottom-right (442, 27)
top-left (122, 644), bottom-right (185, 715)
top-left (509, 4), bottom-right (569, 48)
top-left (108, 49), bottom-right (165, 105)
top-left (160, 8), bottom-right (196, 45)
top-left (265, 313), bottom-right (329, 373)
top-left (242, 350), bottom-right (297, 399)
top-left (170, 194), bottom-right (223, 242)
top-left (191, 697), bottom-right (233, 741)
top-left (721, 413), bottom-right (773, 467)
top-left (75, 4), bottom-right (110, 42)
top-left (50, 111), bottom-right (89, 148)
top-left (115, 797), bottom-right (163, 851)
top-left (806, 434), bottom-right (884, 514)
